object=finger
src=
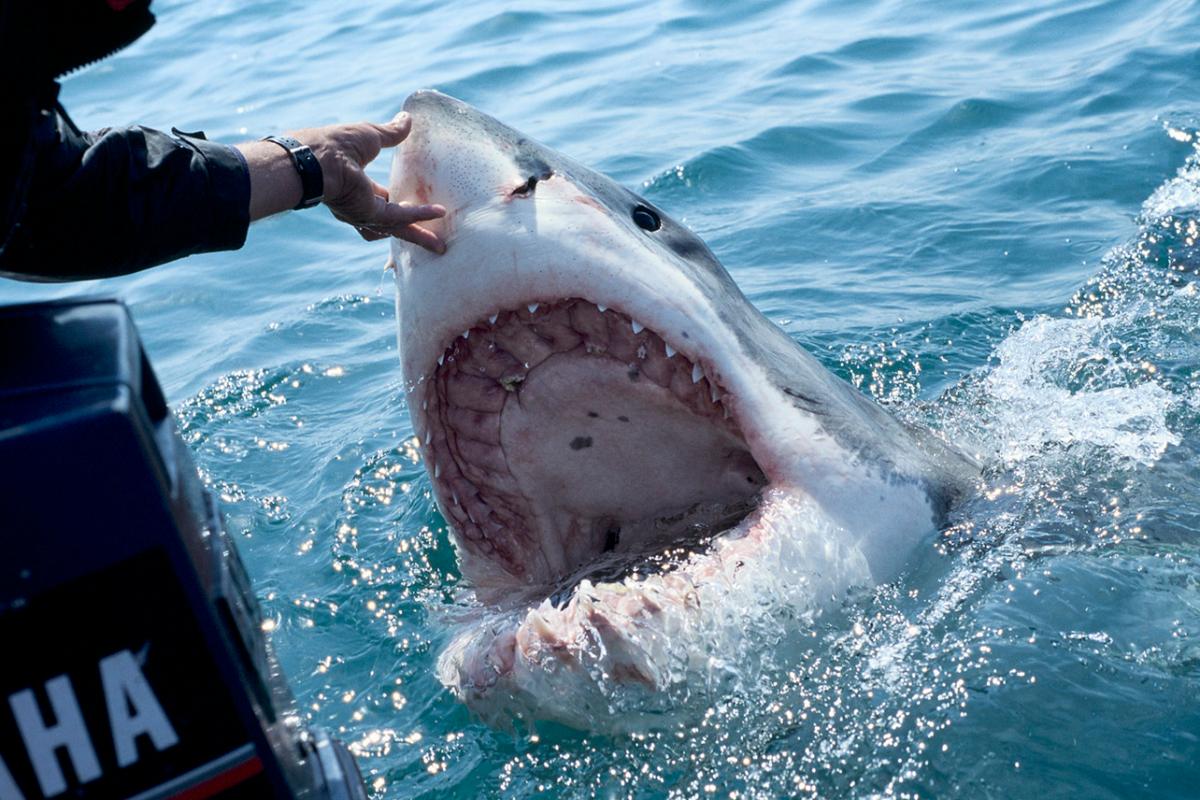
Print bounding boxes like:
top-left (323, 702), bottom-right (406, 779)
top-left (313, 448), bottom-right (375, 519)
top-left (331, 190), bottom-right (447, 251)
top-left (369, 194), bottom-right (446, 226)
top-left (371, 180), bottom-right (389, 201)
top-left (392, 223), bottom-right (446, 254)
top-left (337, 118), bottom-right (405, 167)
top-left (372, 112), bottom-right (412, 148)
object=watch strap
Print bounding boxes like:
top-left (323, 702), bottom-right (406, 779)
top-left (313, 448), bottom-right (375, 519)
top-left (262, 135), bottom-right (324, 210)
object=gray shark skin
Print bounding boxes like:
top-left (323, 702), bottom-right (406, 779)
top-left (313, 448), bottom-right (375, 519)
top-left (388, 91), bottom-right (979, 730)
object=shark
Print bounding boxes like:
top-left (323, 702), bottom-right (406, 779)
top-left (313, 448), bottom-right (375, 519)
top-left (388, 91), bottom-right (979, 730)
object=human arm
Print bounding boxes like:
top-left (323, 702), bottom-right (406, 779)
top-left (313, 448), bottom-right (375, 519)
top-left (235, 113), bottom-right (445, 253)
top-left (0, 114), bottom-right (253, 280)
top-left (0, 109), bottom-right (443, 281)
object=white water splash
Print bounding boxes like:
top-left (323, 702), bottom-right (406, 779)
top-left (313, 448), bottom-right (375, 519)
top-left (979, 314), bottom-right (1178, 466)
top-left (437, 490), bottom-right (876, 731)
top-left (1142, 140), bottom-right (1200, 220)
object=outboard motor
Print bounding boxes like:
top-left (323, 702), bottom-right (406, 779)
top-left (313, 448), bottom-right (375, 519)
top-left (0, 299), bottom-right (368, 800)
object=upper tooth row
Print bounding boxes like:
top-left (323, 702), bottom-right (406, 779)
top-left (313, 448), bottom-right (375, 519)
top-left (448, 303), bottom-right (712, 380)
top-left (475, 303), bottom-right (650, 329)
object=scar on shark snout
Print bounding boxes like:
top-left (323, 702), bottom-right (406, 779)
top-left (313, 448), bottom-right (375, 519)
top-left (570, 436), bottom-right (594, 450)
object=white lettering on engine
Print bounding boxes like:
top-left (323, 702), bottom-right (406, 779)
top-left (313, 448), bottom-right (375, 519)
top-left (3, 648), bottom-right (179, 798)
top-left (99, 650), bottom-right (178, 767)
top-left (8, 676), bottom-right (101, 797)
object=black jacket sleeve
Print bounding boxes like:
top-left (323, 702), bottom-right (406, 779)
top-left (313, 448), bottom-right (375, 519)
top-left (0, 110), bottom-right (251, 281)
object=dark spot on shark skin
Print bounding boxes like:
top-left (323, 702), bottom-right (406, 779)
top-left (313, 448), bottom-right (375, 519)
top-left (618, 415), bottom-right (630, 422)
top-left (627, 365), bottom-right (640, 382)
top-left (665, 230), bottom-right (710, 261)
top-left (587, 411), bottom-right (599, 418)
top-left (514, 147), bottom-right (553, 185)
top-left (570, 436), bottom-right (593, 450)
top-left (783, 386), bottom-right (824, 414)
top-left (783, 387), bottom-right (820, 404)
top-left (681, 331), bottom-right (689, 339)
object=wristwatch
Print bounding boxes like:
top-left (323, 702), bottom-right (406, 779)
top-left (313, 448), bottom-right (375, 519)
top-left (262, 135), bottom-right (324, 210)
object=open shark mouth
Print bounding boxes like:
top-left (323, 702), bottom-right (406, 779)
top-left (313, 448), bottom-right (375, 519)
top-left (422, 298), bottom-right (767, 602)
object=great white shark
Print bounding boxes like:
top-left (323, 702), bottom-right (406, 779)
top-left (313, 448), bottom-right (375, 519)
top-left (388, 91), bottom-right (980, 730)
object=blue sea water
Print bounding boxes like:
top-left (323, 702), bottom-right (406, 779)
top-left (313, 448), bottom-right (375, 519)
top-left (5, 0), bottom-right (1200, 796)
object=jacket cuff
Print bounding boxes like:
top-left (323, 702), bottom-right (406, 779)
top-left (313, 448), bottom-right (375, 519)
top-left (175, 133), bottom-right (251, 254)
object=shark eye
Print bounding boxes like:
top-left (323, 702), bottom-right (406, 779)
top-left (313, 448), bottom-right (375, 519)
top-left (632, 204), bottom-right (661, 231)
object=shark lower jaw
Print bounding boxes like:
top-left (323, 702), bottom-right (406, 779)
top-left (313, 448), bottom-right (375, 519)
top-left (415, 296), bottom-right (771, 603)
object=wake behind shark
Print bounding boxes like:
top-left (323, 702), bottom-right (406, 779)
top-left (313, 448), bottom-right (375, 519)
top-left (388, 91), bottom-right (980, 730)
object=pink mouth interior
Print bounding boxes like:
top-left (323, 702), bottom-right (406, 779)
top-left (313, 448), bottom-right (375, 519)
top-left (420, 298), bottom-right (766, 596)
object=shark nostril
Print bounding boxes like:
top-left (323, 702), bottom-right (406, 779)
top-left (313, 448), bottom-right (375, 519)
top-left (511, 176), bottom-right (539, 197)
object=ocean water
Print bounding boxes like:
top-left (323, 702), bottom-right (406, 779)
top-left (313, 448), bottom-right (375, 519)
top-left (5, 0), bottom-right (1200, 796)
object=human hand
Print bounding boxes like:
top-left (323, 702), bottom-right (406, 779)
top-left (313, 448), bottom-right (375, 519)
top-left (240, 114), bottom-right (446, 252)
top-left (290, 114), bottom-right (446, 252)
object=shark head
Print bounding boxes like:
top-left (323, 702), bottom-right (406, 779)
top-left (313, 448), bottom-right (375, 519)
top-left (390, 91), bottom-right (978, 728)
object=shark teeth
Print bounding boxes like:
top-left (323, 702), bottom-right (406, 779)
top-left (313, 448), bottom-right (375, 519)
top-left (437, 354), bottom-right (444, 366)
top-left (631, 320), bottom-right (644, 334)
top-left (527, 303), bottom-right (539, 314)
top-left (462, 329), bottom-right (471, 340)
top-left (597, 304), bottom-right (607, 313)
top-left (434, 463), bottom-right (441, 478)
top-left (664, 343), bottom-right (676, 358)
top-left (710, 381), bottom-right (720, 403)
top-left (488, 313), bottom-right (498, 324)
top-left (692, 362), bottom-right (703, 384)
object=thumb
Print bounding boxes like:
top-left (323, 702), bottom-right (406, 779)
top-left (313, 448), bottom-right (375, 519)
top-left (375, 112), bottom-right (412, 148)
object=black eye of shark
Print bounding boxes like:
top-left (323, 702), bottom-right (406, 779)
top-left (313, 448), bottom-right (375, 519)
top-left (632, 204), bottom-right (661, 232)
